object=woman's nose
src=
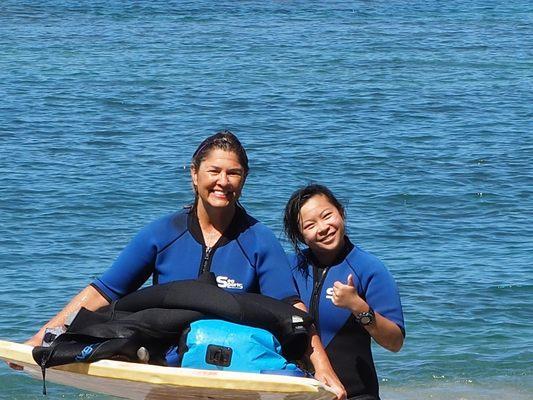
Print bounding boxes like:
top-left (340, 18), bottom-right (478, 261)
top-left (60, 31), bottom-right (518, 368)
top-left (217, 172), bottom-right (229, 186)
top-left (317, 220), bottom-right (329, 235)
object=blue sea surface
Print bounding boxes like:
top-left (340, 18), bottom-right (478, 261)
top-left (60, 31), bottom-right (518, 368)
top-left (1, 1), bottom-right (532, 399)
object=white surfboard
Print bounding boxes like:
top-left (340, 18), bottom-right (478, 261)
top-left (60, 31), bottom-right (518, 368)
top-left (0, 340), bottom-right (336, 400)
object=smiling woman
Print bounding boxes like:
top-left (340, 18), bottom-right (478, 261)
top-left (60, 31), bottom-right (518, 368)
top-left (22, 131), bottom-right (346, 400)
top-left (284, 184), bottom-right (405, 400)
top-left (298, 194), bottom-right (346, 267)
top-left (190, 135), bottom-right (248, 247)
top-left (192, 149), bottom-right (245, 209)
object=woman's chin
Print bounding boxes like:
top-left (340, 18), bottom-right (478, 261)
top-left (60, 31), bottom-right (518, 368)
top-left (206, 197), bottom-right (236, 209)
top-left (314, 237), bottom-right (343, 255)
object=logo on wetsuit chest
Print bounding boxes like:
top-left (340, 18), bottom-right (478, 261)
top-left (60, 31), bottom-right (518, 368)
top-left (216, 275), bottom-right (244, 290)
top-left (325, 287), bottom-right (334, 301)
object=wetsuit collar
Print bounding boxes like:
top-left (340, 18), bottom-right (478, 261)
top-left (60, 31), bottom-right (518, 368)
top-left (188, 204), bottom-right (249, 248)
top-left (309, 236), bottom-right (355, 269)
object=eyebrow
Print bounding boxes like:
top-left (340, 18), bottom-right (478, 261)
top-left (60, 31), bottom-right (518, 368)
top-left (205, 165), bottom-right (244, 173)
top-left (319, 208), bottom-right (332, 217)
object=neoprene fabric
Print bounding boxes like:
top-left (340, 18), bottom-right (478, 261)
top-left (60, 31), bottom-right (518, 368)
top-left (33, 274), bottom-right (313, 369)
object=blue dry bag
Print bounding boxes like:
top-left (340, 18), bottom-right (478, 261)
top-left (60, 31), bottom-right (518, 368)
top-left (177, 319), bottom-right (304, 375)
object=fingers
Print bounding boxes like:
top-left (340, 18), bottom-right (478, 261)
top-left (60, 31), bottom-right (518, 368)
top-left (324, 379), bottom-right (347, 400)
top-left (334, 275), bottom-right (355, 289)
top-left (334, 384), bottom-right (347, 400)
top-left (330, 289), bottom-right (343, 307)
top-left (7, 362), bottom-right (24, 371)
top-left (331, 286), bottom-right (344, 302)
top-left (315, 372), bottom-right (346, 400)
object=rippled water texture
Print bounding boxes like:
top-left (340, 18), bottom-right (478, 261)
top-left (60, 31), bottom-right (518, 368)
top-left (0, 1), bottom-right (531, 399)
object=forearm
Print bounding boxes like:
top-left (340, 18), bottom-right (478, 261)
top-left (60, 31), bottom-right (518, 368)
top-left (306, 324), bottom-right (334, 370)
top-left (293, 302), bottom-right (328, 369)
top-left (293, 301), bottom-right (324, 363)
top-left (365, 311), bottom-right (404, 352)
top-left (28, 285), bottom-right (109, 347)
top-left (347, 298), bottom-right (403, 352)
top-left (293, 301), bottom-right (346, 400)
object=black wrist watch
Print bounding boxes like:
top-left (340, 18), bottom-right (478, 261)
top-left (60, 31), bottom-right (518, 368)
top-left (355, 306), bottom-right (375, 326)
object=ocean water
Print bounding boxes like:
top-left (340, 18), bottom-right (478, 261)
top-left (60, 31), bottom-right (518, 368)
top-left (0, 1), bottom-right (531, 399)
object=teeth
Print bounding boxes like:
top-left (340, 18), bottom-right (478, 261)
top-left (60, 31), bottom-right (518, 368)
top-left (213, 190), bottom-right (233, 197)
top-left (321, 233), bottom-right (335, 242)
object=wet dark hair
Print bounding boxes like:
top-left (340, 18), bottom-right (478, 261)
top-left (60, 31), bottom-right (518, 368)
top-left (283, 184), bottom-right (345, 273)
top-left (191, 130), bottom-right (249, 175)
top-left (190, 130), bottom-right (249, 205)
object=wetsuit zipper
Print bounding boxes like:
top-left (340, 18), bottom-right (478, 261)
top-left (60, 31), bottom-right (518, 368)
top-left (309, 267), bottom-right (329, 332)
top-left (199, 246), bottom-right (214, 276)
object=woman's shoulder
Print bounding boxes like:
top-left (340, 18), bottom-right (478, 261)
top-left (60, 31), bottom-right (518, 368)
top-left (234, 209), bottom-right (286, 256)
top-left (349, 245), bottom-right (382, 264)
top-left (237, 208), bottom-right (276, 237)
top-left (345, 245), bottom-right (401, 294)
top-left (346, 245), bottom-right (389, 275)
top-left (136, 208), bottom-right (190, 242)
top-left (147, 207), bottom-right (189, 227)
top-left (287, 249), bottom-right (312, 271)
top-left (287, 252), bottom-right (300, 267)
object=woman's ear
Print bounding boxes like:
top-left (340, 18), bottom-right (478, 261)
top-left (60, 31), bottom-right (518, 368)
top-left (190, 166), bottom-right (198, 191)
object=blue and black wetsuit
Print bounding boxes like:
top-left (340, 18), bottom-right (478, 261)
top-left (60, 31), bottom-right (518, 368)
top-left (291, 238), bottom-right (405, 400)
top-left (92, 205), bottom-right (299, 303)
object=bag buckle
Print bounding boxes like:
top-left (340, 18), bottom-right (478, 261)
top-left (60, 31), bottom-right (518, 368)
top-left (205, 344), bottom-right (232, 367)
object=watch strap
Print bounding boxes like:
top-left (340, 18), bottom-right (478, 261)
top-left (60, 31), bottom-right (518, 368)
top-left (355, 306), bottom-right (375, 326)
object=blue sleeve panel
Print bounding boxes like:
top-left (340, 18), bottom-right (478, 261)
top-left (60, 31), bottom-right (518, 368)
top-left (236, 218), bottom-right (300, 301)
top-left (92, 211), bottom-right (190, 302)
top-left (92, 209), bottom-right (299, 303)
top-left (291, 245), bottom-right (405, 348)
top-left (347, 247), bottom-right (405, 333)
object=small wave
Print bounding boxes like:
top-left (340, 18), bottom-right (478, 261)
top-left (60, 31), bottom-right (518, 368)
top-left (381, 380), bottom-right (532, 400)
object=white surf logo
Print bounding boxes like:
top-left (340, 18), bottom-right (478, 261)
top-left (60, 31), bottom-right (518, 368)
top-left (325, 287), bottom-right (334, 301)
top-left (216, 275), bottom-right (244, 290)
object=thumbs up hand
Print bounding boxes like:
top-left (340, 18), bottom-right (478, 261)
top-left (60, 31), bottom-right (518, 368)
top-left (331, 274), bottom-right (360, 310)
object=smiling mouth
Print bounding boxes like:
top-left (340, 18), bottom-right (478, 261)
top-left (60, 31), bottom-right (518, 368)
top-left (212, 190), bottom-right (234, 198)
top-left (320, 232), bottom-right (337, 243)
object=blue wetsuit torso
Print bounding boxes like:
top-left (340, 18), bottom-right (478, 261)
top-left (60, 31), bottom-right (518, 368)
top-left (92, 206), bottom-right (299, 303)
top-left (291, 239), bottom-right (405, 399)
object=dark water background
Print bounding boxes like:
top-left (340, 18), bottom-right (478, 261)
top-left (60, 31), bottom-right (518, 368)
top-left (1, 1), bottom-right (531, 399)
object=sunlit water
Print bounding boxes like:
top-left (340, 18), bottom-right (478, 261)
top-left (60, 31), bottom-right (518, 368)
top-left (1, 1), bottom-right (531, 399)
